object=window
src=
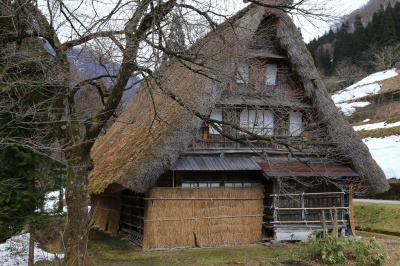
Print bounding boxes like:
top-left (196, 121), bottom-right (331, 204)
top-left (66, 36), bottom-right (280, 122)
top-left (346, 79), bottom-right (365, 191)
top-left (289, 112), bottom-right (303, 136)
top-left (209, 109), bottom-right (222, 134)
top-left (225, 182), bottom-right (261, 187)
top-left (240, 109), bottom-right (274, 135)
top-left (237, 65), bottom-right (250, 83)
top-left (182, 182), bottom-right (220, 188)
top-left (265, 64), bottom-right (278, 85)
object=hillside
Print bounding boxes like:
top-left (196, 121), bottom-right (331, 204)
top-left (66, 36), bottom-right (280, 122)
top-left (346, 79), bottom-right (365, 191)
top-left (341, 0), bottom-right (400, 27)
top-left (331, 67), bottom-right (400, 179)
top-left (307, 0), bottom-right (400, 78)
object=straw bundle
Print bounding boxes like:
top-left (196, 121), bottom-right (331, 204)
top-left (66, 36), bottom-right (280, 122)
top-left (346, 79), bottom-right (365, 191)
top-left (142, 186), bottom-right (263, 250)
top-left (90, 193), bottom-right (121, 234)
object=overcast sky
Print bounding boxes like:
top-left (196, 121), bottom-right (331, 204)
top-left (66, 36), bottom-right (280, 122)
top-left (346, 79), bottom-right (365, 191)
top-left (293, 0), bottom-right (370, 42)
top-left (224, 0), bottom-right (370, 42)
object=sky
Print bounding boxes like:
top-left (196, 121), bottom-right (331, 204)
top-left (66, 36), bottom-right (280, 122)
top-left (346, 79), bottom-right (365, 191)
top-left (224, 0), bottom-right (371, 42)
top-left (293, 0), bottom-right (370, 42)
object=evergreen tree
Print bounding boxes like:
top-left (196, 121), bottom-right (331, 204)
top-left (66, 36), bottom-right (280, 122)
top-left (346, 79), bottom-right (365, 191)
top-left (0, 5), bottom-right (64, 245)
top-left (392, 2), bottom-right (400, 41)
top-left (370, 11), bottom-right (383, 45)
top-left (352, 14), bottom-right (367, 63)
top-left (327, 29), bottom-right (336, 43)
top-left (380, 3), bottom-right (397, 46)
top-left (0, 146), bottom-right (47, 240)
top-left (333, 21), bottom-right (353, 67)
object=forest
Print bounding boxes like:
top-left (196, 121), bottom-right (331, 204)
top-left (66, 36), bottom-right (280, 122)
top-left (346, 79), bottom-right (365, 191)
top-left (307, 1), bottom-right (400, 87)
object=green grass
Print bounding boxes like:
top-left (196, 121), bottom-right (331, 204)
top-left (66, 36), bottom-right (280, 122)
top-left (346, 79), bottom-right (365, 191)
top-left (37, 203), bottom-right (400, 265)
top-left (87, 230), bottom-right (307, 265)
top-left (354, 203), bottom-right (400, 236)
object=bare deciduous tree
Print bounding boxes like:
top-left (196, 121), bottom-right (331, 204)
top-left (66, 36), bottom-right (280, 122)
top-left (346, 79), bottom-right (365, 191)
top-left (0, 0), bottom-right (340, 264)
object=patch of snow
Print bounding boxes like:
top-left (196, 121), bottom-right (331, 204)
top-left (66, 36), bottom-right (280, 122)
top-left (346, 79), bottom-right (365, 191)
top-left (336, 101), bottom-right (370, 116)
top-left (332, 69), bottom-right (398, 104)
top-left (363, 119), bottom-right (370, 122)
top-left (44, 190), bottom-right (67, 214)
top-left (354, 121), bottom-right (400, 131)
top-left (332, 84), bottom-right (381, 103)
top-left (363, 136), bottom-right (400, 179)
top-left (0, 233), bottom-right (64, 265)
top-left (352, 69), bottom-right (398, 87)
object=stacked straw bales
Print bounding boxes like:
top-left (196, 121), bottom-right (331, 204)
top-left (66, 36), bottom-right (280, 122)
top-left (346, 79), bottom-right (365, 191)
top-left (142, 186), bottom-right (263, 250)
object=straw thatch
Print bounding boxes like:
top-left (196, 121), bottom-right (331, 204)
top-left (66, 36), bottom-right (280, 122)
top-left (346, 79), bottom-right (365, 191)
top-left (271, 10), bottom-right (389, 194)
top-left (90, 193), bottom-right (121, 234)
top-left (89, 2), bottom-right (388, 195)
top-left (142, 187), bottom-right (263, 250)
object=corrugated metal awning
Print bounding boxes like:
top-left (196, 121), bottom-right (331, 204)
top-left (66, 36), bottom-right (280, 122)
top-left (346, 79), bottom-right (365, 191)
top-left (171, 156), bottom-right (262, 171)
top-left (256, 161), bottom-right (359, 177)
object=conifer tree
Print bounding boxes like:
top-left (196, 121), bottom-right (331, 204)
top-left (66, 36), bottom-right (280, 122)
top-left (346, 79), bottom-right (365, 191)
top-left (392, 2), bottom-right (400, 41)
top-left (380, 3), bottom-right (397, 46)
top-left (333, 21), bottom-right (353, 67)
top-left (352, 14), bottom-right (367, 63)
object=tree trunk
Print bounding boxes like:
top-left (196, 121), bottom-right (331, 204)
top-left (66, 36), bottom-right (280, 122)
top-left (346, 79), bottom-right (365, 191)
top-left (28, 178), bottom-right (36, 266)
top-left (28, 225), bottom-right (35, 266)
top-left (64, 149), bottom-right (91, 265)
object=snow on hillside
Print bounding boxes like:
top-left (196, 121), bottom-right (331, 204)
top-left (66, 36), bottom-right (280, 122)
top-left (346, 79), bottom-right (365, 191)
top-left (332, 68), bottom-right (398, 104)
top-left (0, 233), bottom-right (63, 265)
top-left (353, 121), bottom-right (400, 131)
top-left (363, 136), bottom-right (400, 179)
top-left (331, 68), bottom-right (400, 179)
top-left (332, 68), bottom-right (398, 116)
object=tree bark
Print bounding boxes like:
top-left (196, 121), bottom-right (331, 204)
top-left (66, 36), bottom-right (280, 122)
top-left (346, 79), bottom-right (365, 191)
top-left (64, 148), bottom-right (92, 265)
top-left (28, 224), bottom-right (35, 266)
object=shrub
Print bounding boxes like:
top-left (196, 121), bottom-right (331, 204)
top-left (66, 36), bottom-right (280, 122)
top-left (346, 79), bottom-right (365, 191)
top-left (307, 233), bottom-right (385, 265)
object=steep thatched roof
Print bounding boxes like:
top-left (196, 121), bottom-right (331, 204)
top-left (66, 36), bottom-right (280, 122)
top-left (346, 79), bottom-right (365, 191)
top-left (89, 3), bottom-right (389, 194)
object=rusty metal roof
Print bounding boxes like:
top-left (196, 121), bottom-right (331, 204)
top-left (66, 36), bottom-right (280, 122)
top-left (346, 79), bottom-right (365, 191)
top-left (256, 160), bottom-right (359, 177)
top-left (171, 156), bottom-right (262, 171)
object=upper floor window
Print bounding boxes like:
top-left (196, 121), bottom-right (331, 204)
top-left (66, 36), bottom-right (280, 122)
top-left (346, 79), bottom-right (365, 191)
top-left (240, 109), bottom-right (274, 136)
top-left (265, 64), bottom-right (278, 85)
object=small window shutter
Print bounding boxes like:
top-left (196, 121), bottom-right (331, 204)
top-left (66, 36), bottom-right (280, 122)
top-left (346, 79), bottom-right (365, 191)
top-left (265, 64), bottom-right (278, 85)
top-left (289, 112), bottom-right (303, 136)
top-left (209, 109), bottom-right (222, 134)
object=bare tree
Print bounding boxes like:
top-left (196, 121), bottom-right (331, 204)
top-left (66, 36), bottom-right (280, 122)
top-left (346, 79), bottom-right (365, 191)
top-left (0, 0), bottom-right (343, 264)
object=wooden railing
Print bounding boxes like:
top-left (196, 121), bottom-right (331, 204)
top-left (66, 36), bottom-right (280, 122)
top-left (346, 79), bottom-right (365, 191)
top-left (268, 192), bottom-right (349, 230)
top-left (188, 133), bottom-right (333, 152)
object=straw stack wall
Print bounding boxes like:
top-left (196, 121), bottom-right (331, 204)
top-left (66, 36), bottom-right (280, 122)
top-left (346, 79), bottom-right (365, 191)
top-left (90, 193), bottom-right (121, 234)
top-left (142, 186), bottom-right (263, 250)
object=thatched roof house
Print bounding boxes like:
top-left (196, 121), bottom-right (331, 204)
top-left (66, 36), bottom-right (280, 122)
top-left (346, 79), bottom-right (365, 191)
top-left (89, 2), bottom-right (389, 247)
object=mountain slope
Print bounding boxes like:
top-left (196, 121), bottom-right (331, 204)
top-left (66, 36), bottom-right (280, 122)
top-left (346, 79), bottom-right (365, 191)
top-left (332, 67), bottom-right (400, 179)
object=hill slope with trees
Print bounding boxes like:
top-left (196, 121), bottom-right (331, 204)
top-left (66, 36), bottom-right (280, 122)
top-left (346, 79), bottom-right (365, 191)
top-left (307, 1), bottom-right (400, 85)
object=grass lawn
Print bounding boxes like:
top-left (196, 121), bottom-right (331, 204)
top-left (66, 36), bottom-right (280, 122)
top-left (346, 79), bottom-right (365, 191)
top-left (86, 229), bottom-right (400, 266)
top-left (38, 203), bottom-right (400, 265)
top-left (88, 230), bottom-right (312, 266)
top-left (354, 203), bottom-right (400, 236)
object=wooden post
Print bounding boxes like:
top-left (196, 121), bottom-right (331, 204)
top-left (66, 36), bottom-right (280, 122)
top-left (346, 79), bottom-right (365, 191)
top-left (332, 207), bottom-right (338, 237)
top-left (301, 193), bottom-right (305, 221)
top-left (349, 193), bottom-right (356, 239)
top-left (320, 210), bottom-right (327, 238)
